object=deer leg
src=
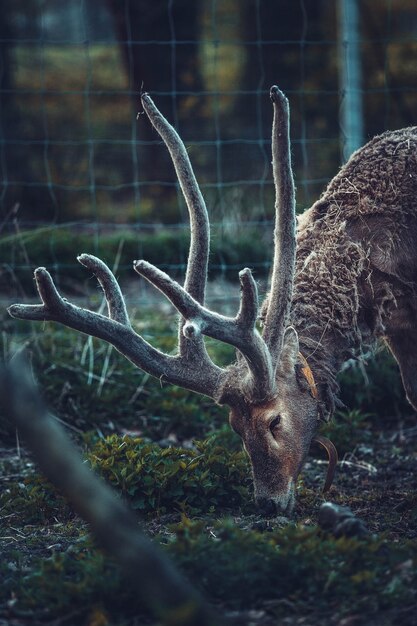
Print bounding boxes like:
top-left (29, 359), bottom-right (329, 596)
top-left (385, 328), bottom-right (417, 412)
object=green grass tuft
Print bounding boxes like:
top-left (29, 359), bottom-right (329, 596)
top-left (87, 432), bottom-right (251, 516)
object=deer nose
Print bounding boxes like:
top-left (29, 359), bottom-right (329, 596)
top-left (257, 497), bottom-right (277, 517)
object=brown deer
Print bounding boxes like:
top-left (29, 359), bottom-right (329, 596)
top-left (8, 87), bottom-right (417, 516)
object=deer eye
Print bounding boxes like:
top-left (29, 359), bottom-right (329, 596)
top-left (269, 415), bottom-right (281, 432)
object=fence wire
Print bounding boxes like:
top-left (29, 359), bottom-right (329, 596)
top-left (1, 0), bottom-right (417, 305)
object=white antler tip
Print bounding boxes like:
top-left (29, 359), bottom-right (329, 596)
top-left (133, 260), bottom-right (147, 276)
top-left (34, 266), bottom-right (47, 276)
top-left (33, 267), bottom-right (54, 286)
top-left (77, 253), bottom-right (99, 267)
top-left (239, 268), bottom-right (256, 291)
top-left (7, 304), bottom-right (20, 317)
top-left (270, 85), bottom-right (288, 107)
top-left (133, 260), bottom-right (150, 272)
top-left (239, 267), bottom-right (252, 279)
top-left (140, 93), bottom-right (155, 116)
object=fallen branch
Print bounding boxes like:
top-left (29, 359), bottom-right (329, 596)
top-left (0, 354), bottom-right (224, 626)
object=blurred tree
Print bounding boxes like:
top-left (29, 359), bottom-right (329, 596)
top-left (1, 0), bottom-right (417, 226)
top-left (230, 0), bottom-right (417, 209)
top-left (230, 0), bottom-right (338, 211)
top-left (361, 0), bottom-right (417, 136)
top-left (106, 0), bottom-right (205, 216)
top-left (0, 0), bottom-right (67, 222)
top-left (0, 0), bottom-right (32, 221)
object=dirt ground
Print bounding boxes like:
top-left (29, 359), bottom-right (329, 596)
top-left (1, 407), bottom-right (416, 626)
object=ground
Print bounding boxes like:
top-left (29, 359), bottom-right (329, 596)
top-left (0, 319), bottom-right (417, 626)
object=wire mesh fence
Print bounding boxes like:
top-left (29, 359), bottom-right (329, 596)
top-left (1, 0), bottom-right (417, 307)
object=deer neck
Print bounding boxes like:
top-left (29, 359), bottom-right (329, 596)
top-left (295, 323), bottom-right (353, 421)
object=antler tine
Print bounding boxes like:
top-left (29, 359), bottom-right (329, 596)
top-left (8, 259), bottom-right (224, 402)
top-left (139, 93), bottom-right (279, 400)
top-left (262, 86), bottom-right (297, 365)
top-left (78, 254), bottom-right (130, 325)
top-left (0, 355), bottom-right (223, 625)
top-left (140, 93), bottom-right (210, 355)
top-left (134, 260), bottom-right (275, 400)
top-left (8, 266), bottom-right (65, 320)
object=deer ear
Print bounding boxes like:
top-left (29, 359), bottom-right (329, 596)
top-left (279, 327), bottom-right (300, 371)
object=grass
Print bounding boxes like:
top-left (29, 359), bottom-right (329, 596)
top-left (0, 320), bottom-right (230, 443)
top-left (0, 225), bottom-right (273, 298)
top-left (9, 42), bottom-right (281, 224)
top-left (1, 313), bottom-right (417, 625)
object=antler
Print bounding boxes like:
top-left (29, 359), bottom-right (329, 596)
top-left (133, 260), bottom-right (274, 399)
top-left (8, 91), bottom-right (290, 405)
top-left (262, 86), bottom-right (296, 365)
top-left (140, 93), bottom-right (208, 359)
top-left (7, 256), bottom-right (223, 398)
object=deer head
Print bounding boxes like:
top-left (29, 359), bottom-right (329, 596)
top-left (8, 86), bottom-right (337, 516)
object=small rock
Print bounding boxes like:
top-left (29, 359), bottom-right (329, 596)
top-left (318, 502), bottom-right (369, 538)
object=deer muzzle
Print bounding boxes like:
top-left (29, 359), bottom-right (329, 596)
top-left (255, 479), bottom-right (296, 517)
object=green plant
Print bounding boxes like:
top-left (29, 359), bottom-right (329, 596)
top-left (86, 433), bottom-right (251, 515)
top-left (0, 474), bottom-right (72, 524)
top-left (339, 350), bottom-right (410, 419)
top-left (0, 323), bottom-right (230, 442)
top-left (0, 536), bottom-right (131, 622)
top-left (319, 408), bottom-right (372, 455)
top-left (164, 517), bottom-right (417, 615)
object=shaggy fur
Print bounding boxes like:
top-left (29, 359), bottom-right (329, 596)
top-left (266, 127), bottom-right (417, 419)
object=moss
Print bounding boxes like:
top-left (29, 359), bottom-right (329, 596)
top-left (0, 537), bottom-right (136, 622)
top-left (164, 518), bottom-right (417, 615)
top-left (0, 475), bottom-right (72, 524)
top-left (86, 432), bottom-right (251, 516)
top-left (3, 514), bottom-right (416, 623)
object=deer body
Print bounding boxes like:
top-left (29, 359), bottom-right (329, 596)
top-left (9, 89), bottom-right (417, 517)
top-left (289, 127), bottom-right (417, 419)
top-left (250, 126), bottom-right (417, 513)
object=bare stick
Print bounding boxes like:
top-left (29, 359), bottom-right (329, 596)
top-left (0, 355), bottom-right (224, 626)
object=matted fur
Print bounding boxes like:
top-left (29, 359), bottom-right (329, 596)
top-left (270, 126), bottom-right (417, 419)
